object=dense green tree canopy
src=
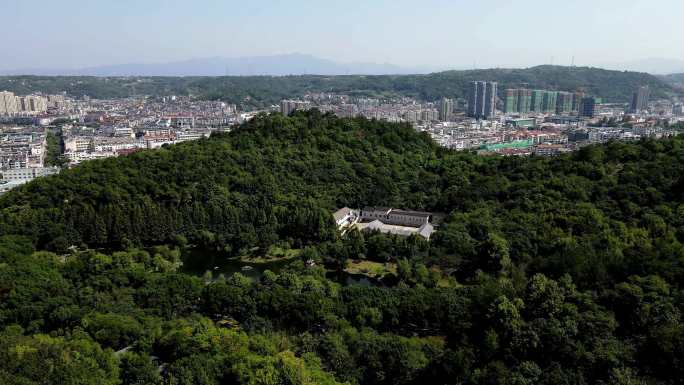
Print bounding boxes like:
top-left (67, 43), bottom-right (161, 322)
top-left (0, 112), bottom-right (683, 384)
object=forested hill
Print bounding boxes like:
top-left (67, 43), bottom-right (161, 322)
top-left (0, 65), bottom-right (676, 108)
top-left (1, 110), bottom-right (683, 289)
top-left (0, 111), bottom-right (441, 252)
top-left (663, 73), bottom-right (684, 82)
top-left (1, 111), bottom-right (684, 384)
top-left (662, 73), bottom-right (684, 91)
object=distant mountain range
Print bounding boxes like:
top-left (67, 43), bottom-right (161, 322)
top-left (6, 54), bottom-right (684, 77)
top-left (0, 53), bottom-right (436, 77)
top-left (5, 53), bottom-right (684, 77)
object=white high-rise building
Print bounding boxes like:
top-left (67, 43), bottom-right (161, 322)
top-left (0, 91), bottom-right (19, 115)
top-left (18, 95), bottom-right (48, 114)
top-left (47, 94), bottom-right (66, 109)
top-left (439, 98), bottom-right (454, 121)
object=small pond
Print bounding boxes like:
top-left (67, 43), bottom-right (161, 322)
top-left (180, 248), bottom-right (292, 280)
top-left (181, 248), bottom-right (384, 286)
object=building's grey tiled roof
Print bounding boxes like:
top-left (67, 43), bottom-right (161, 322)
top-left (418, 222), bottom-right (435, 239)
top-left (362, 206), bottom-right (392, 213)
top-left (366, 219), bottom-right (385, 230)
top-left (391, 209), bottom-right (432, 218)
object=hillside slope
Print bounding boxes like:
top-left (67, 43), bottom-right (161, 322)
top-left (1, 111), bottom-right (683, 287)
top-left (662, 73), bottom-right (684, 91)
top-left (0, 111), bottom-right (440, 252)
top-left (1, 112), bottom-right (684, 385)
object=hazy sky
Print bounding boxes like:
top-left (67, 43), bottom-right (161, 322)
top-left (4, 0), bottom-right (683, 70)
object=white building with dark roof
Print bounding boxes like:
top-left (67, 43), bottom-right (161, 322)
top-left (354, 207), bottom-right (435, 240)
top-left (361, 219), bottom-right (435, 240)
top-left (361, 207), bottom-right (432, 227)
top-left (333, 207), bottom-right (358, 228)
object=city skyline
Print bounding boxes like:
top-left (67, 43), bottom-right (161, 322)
top-left (4, 0), bottom-right (684, 74)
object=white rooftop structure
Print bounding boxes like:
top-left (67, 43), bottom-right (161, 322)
top-left (358, 220), bottom-right (435, 240)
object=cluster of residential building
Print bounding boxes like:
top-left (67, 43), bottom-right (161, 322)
top-left (1, 82), bottom-right (682, 196)
top-left (0, 92), bottom-right (262, 166)
top-left (0, 128), bottom-right (59, 194)
top-left (502, 88), bottom-right (598, 117)
top-left (0, 129), bottom-right (48, 169)
top-left (61, 125), bottom-right (217, 164)
top-left (281, 95), bottom-right (434, 123)
top-left (0, 91), bottom-right (69, 116)
top-left (0, 93), bottom-right (263, 193)
top-left (425, 115), bottom-right (678, 156)
top-left (279, 82), bottom-right (682, 157)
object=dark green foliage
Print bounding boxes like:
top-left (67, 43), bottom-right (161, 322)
top-left (0, 111), bottom-right (436, 253)
top-left (0, 326), bottom-right (120, 385)
top-left (1, 245), bottom-right (681, 384)
top-left (0, 112), bottom-right (683, 384)
top-left (4, 113), bottom-right (680, 292)
top-left (44, 131), bottom-right (69, 168)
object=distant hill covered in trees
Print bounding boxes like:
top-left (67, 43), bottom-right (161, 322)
top-left (0, 65), bottom-right (676, 109)
top-left (661, 73), bottom-right (684, 91)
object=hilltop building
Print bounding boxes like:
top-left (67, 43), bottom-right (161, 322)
top-left (332, 207), bottom-right (358, 228)
top-left (360, 207), bottom-right (435, 240)
top-left (332, 207), bottom-right (436, 240)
